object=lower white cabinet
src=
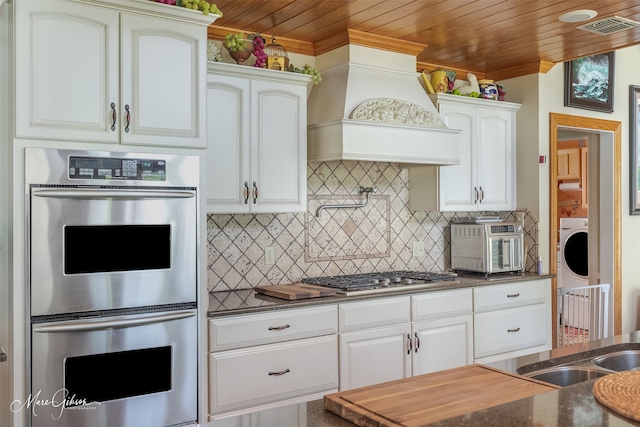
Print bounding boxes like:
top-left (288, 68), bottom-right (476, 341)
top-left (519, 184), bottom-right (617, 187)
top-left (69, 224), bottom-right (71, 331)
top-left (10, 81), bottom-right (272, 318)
top-left (339, 323), bottom-right (411, 390)
top-left (412, 315), bottom-right (474, 375)
top-left (209, 335), bottom-right (338, 415)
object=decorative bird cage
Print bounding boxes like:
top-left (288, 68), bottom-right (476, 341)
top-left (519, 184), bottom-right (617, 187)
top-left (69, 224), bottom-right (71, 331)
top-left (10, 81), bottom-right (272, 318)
top-left (264, 35), bottom-right (289, 71)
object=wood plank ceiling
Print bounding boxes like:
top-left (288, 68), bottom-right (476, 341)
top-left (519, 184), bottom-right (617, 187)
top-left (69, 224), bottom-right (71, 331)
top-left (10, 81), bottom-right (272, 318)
top-left (207, 0), bottom-right (640, 80)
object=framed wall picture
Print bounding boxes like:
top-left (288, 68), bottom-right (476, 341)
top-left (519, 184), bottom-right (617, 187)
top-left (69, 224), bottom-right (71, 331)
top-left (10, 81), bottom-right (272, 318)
top-left (630, 85), bottom-right (640, 214)
top-left (564, 52), bottom-right (615, 113)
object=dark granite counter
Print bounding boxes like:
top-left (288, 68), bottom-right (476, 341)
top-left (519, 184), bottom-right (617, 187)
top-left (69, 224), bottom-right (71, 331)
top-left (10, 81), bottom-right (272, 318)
top-left (200, 331), bottom-right (640, 427)
top-left (207, 272), bottom-right (553, 317)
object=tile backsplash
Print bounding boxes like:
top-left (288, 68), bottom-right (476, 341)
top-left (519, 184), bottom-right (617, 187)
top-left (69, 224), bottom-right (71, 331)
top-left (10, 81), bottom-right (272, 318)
top-left (207, 161), bottom-right (538, 292)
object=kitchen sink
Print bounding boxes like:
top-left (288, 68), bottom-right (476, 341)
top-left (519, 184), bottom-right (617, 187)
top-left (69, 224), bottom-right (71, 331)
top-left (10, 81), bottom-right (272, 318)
top-left (525, 366), bottom-right (610, 387)
top-left (592, 350), bottom-right (640, 372)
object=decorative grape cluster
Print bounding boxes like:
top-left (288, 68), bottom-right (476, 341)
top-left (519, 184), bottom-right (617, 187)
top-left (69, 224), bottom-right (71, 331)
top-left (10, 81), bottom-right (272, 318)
top-left (155, 0), bottom-right (177, 4)
top-left (295, 64), bottom-right (322, 85)
top-left (252, 35), bottom-right (267, 68)
top-left (180, 0), bottom-right (223, 16)
top-left (223, 33), bottom-right (250, 52)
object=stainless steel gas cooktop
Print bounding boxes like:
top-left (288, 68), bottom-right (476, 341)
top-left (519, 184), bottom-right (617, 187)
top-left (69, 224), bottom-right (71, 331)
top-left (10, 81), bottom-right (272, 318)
top-left (300, 271), bottom-right (459, 296)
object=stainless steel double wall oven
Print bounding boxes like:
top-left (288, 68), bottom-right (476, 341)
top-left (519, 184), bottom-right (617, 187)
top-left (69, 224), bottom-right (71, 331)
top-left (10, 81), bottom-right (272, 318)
top-left (26, 148), bottom-right (200, 427)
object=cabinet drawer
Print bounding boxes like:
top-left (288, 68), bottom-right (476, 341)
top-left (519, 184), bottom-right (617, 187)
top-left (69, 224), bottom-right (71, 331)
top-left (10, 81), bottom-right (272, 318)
top-left (209, 305), bottom-right (337, 352)
top-left (474, 303), bottom-right (547, 359)
top-left (412, 288), bottom-right (472, 321)
top-left (209, 335), bottom-right (338, 414)
top-left (339, 296), bottom-right (410, 332)
top-left (474, 280), bottom-right (547, 312)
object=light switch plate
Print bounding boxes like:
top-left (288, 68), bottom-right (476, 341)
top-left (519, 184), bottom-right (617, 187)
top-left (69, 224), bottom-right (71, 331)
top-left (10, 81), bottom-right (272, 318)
top-left (413, 241), bottom-right (425, 257)
top-left (265, 247), bottom-right (275, 265)
top-left (515, 212), bottom-right (525, 227)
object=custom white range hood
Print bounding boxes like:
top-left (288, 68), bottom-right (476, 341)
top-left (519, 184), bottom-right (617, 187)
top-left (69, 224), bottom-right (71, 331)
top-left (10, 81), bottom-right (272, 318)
top-left (307, 44), bottom-right (460, 165)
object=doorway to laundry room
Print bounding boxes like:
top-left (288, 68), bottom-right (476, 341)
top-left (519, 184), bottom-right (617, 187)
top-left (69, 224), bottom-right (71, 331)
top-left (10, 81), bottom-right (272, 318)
top-left (549, 113), bottom-right (621, 349)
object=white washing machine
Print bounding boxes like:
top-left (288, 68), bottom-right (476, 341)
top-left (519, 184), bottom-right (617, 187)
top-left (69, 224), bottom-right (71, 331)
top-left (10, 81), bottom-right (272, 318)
top-left (559, 217), bottom-right (589, 288)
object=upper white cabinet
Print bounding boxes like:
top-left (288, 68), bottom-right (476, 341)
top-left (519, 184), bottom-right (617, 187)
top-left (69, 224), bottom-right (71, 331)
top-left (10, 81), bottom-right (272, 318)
top-left (14, 0), bottom-right (214, 148)
top-left (206, 62), bottom-right (311, 213)
top-left (409, 93), bottom-right (520, 212)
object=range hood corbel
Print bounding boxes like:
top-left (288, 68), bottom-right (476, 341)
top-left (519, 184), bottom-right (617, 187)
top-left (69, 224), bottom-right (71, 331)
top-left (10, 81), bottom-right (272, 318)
top-left (307, 44), bottom-right (461, 166)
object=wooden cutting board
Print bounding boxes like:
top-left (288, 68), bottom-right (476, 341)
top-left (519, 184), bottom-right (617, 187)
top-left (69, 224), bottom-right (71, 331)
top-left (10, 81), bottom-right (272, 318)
top-left (324, 364), bottom-right (559, 427)
top-left (255, 282), bottom-right (336, 300)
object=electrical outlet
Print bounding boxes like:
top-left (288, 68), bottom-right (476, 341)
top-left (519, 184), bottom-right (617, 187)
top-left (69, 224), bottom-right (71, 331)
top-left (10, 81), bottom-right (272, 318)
top-left (264, 247), bottom-right (275, 265)
top-left (412, 241), bottom-right (425, 257)
top-left (515, 212), bottom-right (525, 227)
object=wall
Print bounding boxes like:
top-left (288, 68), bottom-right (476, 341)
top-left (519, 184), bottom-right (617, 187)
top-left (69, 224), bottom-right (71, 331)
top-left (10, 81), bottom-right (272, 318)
top-left (503, 45), bottom-right (640, 333)
top-left (207, 161), bottom-right (539, 292)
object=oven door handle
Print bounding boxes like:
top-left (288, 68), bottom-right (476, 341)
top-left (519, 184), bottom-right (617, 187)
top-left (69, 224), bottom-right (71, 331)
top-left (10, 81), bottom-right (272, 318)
top-left (31, 188), bottom-right (196, 199)
top-left (32, 310), bottom-right (196, 333)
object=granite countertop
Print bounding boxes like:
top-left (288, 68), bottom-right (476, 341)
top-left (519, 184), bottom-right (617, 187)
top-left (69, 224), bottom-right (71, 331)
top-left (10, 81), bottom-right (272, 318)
top-left (201, 331), bottom-right (640, 427)
top-left (207, 272), bottom-right (554, 317)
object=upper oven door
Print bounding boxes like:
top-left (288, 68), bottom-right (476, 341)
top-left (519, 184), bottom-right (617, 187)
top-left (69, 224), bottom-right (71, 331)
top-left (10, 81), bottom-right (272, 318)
top-left (30, 187), bottom-right (197, 316)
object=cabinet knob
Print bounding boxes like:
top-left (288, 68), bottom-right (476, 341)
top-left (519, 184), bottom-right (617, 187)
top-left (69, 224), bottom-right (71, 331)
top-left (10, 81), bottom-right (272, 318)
top-left (110, 103), bottom-right (117, 131)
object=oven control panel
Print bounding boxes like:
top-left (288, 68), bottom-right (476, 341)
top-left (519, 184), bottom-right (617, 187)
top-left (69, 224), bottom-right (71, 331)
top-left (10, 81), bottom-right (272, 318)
top-left (68, 156), bottom-right (166, 181)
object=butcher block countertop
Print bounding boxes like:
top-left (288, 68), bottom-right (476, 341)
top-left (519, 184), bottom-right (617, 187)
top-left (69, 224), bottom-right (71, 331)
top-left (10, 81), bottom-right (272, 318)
top-left (201, 332), bottom-right (640, 427)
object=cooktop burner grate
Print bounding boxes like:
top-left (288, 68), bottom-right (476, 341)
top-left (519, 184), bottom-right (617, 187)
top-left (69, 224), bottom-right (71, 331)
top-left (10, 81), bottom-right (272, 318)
top-left (300, 271), bottom-right (458, 295)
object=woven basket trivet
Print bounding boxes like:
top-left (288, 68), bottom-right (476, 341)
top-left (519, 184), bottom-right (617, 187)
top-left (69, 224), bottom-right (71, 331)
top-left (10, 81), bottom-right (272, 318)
top-left (593, 370), bottom-right (640, 421)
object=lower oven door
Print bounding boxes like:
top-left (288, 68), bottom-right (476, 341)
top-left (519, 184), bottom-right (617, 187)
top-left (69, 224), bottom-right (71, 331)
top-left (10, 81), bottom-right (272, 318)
top-left (29, 309), bottom-right (197, 427)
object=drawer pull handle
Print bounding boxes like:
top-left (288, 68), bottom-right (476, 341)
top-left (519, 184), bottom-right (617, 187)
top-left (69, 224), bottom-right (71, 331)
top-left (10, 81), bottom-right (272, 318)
top-left (268, 324), bottom-right (290, 331)
top-left (269, 369), bottom-right (290, 376)
top-left (414, 332), bottom-right (420, 353)
top-left (508, 327), bottom-right (521, 333)
top-left (507, 293), bottom-right (520, 298)
top-left (407, 333), bottom-right (412, 355)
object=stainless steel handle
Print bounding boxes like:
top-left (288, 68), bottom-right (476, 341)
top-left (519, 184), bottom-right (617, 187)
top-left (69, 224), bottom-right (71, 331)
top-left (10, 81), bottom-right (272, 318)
top-left (110, 102), bottom-right (117, 131)
top-left (507, 293), bottom-right (520, 298)
top-left (268, 369), bottom-right (290, 376)
top-left (33, 310), bottom-right (196, 333)
top-left (474, 187), bottom-right (479, 204)
top-left (244, 181), bottom-right (249, 204)
top-left (32, 188), bottom-right (195, 199)
top-left (268, 324), bottom-right (290, 331)
top-left (507, 327), bottom-right (521, 333)
top-left (124, 104), bottom-right (131, 133)
top-left (253, 181), bottom-right (258, 204)
top-left (479, 186), bottom-right (484, 203)
top-left (407, 333), bottom-right (412, 354)
top-left (414, 332), bottom-right (420, 353)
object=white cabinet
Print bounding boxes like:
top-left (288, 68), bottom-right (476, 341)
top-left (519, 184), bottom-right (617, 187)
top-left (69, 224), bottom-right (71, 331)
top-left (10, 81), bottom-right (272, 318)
top-left (14, 0), bottom-right (213, 148)
top-left (411, 289), bottom-right (473, 375)
top-left (206, 62), bottom-right (311, 213)
top-left (409, 93), bottom-right (520, 212)
top-left (473, 279), bottom-right (551, 363)
top-left (337, 296), bottom-right (411, 390)
top-left (208, 305), bottom-right (338, 418)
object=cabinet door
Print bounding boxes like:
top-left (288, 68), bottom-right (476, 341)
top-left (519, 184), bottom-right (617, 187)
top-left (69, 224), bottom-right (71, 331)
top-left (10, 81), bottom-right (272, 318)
top-left (557, 147), bottom-right (582, 180)
top-left (14, 0), bottom-right (119, 143)
top-left (206, 74), bottom-right (251, 213)
top-left (250, 80), bottom-right (307, 213)
top-left (437, 103), bottom-right (477, 211)
top-left (476, 108), bottom-right (515, 210)
top-left (339, 324), bottom-right (411, 391)
top-left (120, 13), bottom-right (206, 148)
top-left (412, 315), bottom-right (473, 376)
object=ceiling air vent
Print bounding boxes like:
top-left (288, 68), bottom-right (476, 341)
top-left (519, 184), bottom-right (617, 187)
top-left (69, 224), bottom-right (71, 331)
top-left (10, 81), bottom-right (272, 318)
top-left (577, 16), bottom-right (640, 35)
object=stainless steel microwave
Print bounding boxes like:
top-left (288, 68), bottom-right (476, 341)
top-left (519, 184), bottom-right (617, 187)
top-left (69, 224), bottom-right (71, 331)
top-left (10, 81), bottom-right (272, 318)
top-left (451, 222), bottom-right (524, 274)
